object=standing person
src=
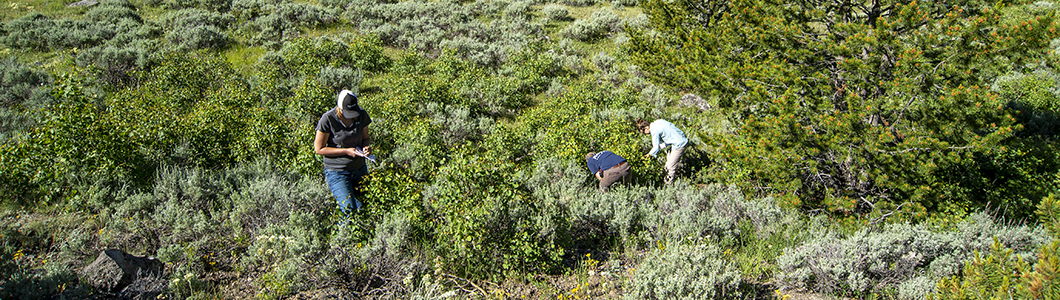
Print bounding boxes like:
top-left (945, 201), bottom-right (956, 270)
top-left (636, 118), bottom-right (688, 183)
top-left (586, 151), bottom-right (630, 192)
top-left (314, 89), bottom-right (372, 214)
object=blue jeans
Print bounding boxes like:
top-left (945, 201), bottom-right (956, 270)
top-left (324, 164), bottom-right (368, 214)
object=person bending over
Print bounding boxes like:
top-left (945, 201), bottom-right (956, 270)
top-left (636, 118), bottom-right (687, 184)
top-left (586, 151), bottom-right (630, 192)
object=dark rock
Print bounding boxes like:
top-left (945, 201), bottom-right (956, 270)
top-left (290, 287), bottom-right (355, 300)
top-left (118, 276), bottom-right (169, 300)
top-left (81, 249), bottom-right (165, 293)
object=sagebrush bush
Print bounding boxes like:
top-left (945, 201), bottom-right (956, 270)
top-left (237, 2), bottom-right (339, 47)
top-left (0, 58), bottom-right (54, 139)
top-left (504, 0), bottom-right (533, 20)
top-left (84, 4), bottom-right (144, 24)
top-left (561, 8), bottom-right (621, 41)
top-left (561, 0), bottom-right (596, 7)
top-left (776, 212), bottom-right (1049, 298)
top-left (625, 243), bottom-right (742, 299)
top-left (230, 0), bottom-right (280, 20)
top-left (344, 0), bottom-right (533, 67)
top-left (931, 191), bottom-right (1060, 299)
top-left (2, 14), bottom-right (110, 51)
top-left (542, 4), bottom-right (570, 21)
top-left (274, 3), bottom-right (338, 27)
top-left (638, 182), bottom-right (786, 246)
top-left (611, 0), bottom-right (637, 8)
top-left (160, 9), bottom-right (235, 50)
top-left (0, 260), bottom-right (89, 300)
top-left (155, 0), bottom-right (231, 11)
top-left (316, 66), bottom-right (363, 92)
top-left (75, 44), bottom-right (153, 87)
top-left (423, 102), bottom-right (494, 146)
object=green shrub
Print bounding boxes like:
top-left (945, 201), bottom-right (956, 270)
top-left (419, 154), bottom-right (566, 279)
top-left (423, 102), bottom-right (494, 146)
top-left (168, 25), bottom-right (230, 50)
top-left (625, 243), bottom-right (742, 299)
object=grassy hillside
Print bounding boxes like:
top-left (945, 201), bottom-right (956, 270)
top-left (1, 0), bottom-right (1059, 299)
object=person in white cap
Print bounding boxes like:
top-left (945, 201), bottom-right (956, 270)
top-left (314, 89), bottom-right (372, 214)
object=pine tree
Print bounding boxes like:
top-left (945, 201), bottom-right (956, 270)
top-left (626, 0), bottom-right (1060, 218)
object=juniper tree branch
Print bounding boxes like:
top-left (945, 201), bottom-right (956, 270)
top-left (876, 145), bottom-right (974, 154)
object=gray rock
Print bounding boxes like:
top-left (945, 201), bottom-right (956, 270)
top-left (67, 0), bottom-right (99, 7)
top-left (118, 276), bottom-right (169, 300)
top-left (81, 249), bottom-right (165, 293)
top-left (679, 93), bottom-right (712, 111)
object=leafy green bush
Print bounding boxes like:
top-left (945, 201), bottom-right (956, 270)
top-left (625, 244), bottom-right (741, 299)
top-left (410, 151), bottom-right (567, 279)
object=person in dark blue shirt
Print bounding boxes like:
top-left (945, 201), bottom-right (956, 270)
top-left (586, 151), bottom-right (630, 192)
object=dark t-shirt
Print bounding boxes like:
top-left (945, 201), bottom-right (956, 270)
top-left (316, 107), bottom-right (372, 170)
top-left (587, 151), bottom-right (626, 175)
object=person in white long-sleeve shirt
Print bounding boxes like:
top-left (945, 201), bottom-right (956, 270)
top-left (636, 118), bottom-right (688, 183)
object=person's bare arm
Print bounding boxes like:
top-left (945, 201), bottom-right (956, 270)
top-left (314, 131), bottom-right (361, 157)
top-left (360, 128), bottom-right (371, 155)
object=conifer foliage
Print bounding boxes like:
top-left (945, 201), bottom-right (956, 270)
top-left (627, 0), bottom-right (1060, 218)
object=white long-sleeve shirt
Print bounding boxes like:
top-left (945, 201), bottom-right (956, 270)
top-left (648, 119), bottom-right (688, 157)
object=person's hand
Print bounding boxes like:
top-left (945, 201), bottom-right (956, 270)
top-left (347, 147), bottom-right (365, 157)
top-left (362, 146), bottom-right (372, 156)
top-left (642, 153), bottom-right (650, 159)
